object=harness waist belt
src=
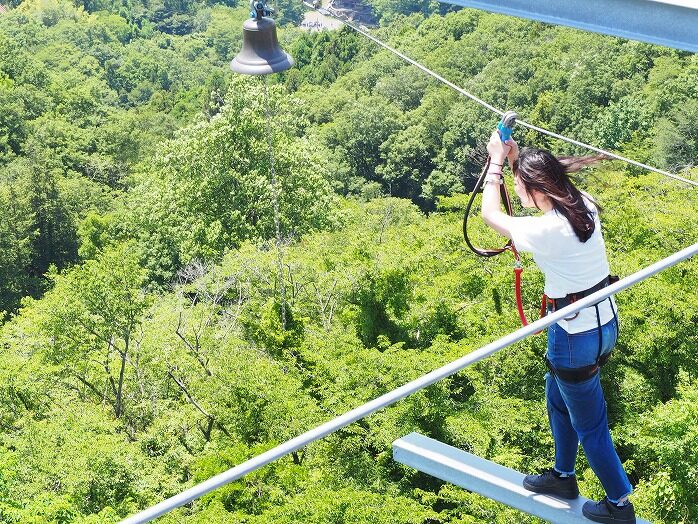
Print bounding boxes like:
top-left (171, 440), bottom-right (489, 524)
top-left (547, 275), bottom-right (618, 311)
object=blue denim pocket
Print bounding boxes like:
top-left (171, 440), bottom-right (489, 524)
top-left (547, 318), bottom-right (618, 369)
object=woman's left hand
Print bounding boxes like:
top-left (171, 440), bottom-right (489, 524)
top-left (486, 130), bottom-right (510, 164)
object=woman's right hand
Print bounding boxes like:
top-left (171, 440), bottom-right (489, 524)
top-left (486, 130), bottom-right (510, 165)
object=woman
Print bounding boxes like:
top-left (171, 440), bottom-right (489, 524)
top-left (480, 130), bottom-right (635, 524)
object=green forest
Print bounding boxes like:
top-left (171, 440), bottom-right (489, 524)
top-left (0, 0), bottom-right (697, 521)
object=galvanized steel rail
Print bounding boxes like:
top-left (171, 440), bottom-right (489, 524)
top-left (121, 241), bottom-right (698, 524)
top-left (439, 0), bottom-right (698, 53)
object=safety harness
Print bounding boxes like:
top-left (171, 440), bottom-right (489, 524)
top-left (543, 275), bottom-right (620, 382)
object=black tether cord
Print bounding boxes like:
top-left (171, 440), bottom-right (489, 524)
top-left (463, 157), bottom-right (515, 257)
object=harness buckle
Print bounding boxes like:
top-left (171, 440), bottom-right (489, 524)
top-left (547, 275), bottom-right (613, 320)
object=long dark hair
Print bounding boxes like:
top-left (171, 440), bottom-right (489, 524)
top-left (513, 148), bottom-right (605, 242)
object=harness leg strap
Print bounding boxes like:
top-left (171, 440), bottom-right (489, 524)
top-left (545, 356), bottom-right (608, 384)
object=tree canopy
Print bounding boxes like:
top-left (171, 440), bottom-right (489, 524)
top-left (0, 3), bottom-right (697, 523)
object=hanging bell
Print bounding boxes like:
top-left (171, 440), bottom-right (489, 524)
top-left (230, 1), bottom-right (294, 75)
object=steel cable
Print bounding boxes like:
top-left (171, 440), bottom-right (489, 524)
top-left (334, 16), bottom-right (698, 188)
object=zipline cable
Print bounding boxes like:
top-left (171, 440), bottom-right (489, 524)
top-left (120, 242), bottom-right (698, 524)
top-left (331, 16), bottom-right (698, 188)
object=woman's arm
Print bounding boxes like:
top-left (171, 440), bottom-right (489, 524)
top-left (481, 131), bottom-right (517, 238)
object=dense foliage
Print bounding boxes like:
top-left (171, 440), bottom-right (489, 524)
top-left (1, 1), bottom-right (697, 523)
top-left (288, 12), bottom-right (698, 209)
top-left (0, 0), bottom-right (255, 312)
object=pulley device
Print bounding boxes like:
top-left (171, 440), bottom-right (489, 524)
top-left (463, 111), bottom-right (545, 328)
top-left (496, 111), bottom-right (516, 142)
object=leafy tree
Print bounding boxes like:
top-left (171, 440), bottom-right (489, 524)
top-left (654, 99), bottom-right (698, 171)
top-left (369, 0), bottom-right (435, 23)
top-left (125, 76), bottom-right (335, 281)
top-left (203, 6), bottom-right (246, 63)
top-left (33, 242), bottom-right (150, 420)
top-left (323, 95), bottom-right (404, 190)
top-left (15, 0), bottom-right (85, 27)
top-left (622, 376), bottom-right (698, 524)
top-left (376, 123), bottom-right (436, 205)
top-left (0, 82), bottom-right (28, 162)
top-left (585, 94), bottom-right (651, 151)
top-left (0, 179), bottom-right (36, 314)
top-left (0, 405), bottom-right (168, 520)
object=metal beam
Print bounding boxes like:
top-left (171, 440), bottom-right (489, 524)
top-left (439, 0), bottom-right (698, 53)
top-left (394, 432), bottom-right (653, 524)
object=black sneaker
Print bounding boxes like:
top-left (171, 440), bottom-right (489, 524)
top-left (522, 468), bottom-right (580, 499)
top-left (582, 497), bottom-right (636, 523)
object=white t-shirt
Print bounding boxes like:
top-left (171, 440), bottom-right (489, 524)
top-left (508, 200), bottom-right (617, 334)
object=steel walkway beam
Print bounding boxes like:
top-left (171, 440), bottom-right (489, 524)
top-left (394, 432), bottom-right (653, 524)
top-left (439, 0), bottom-right (698, 53)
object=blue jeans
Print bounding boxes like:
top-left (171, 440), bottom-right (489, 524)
top-left (546, 317), bottom-right (632, 502)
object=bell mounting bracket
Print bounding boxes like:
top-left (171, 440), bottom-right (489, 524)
top-left (250, 0), bottom-right (274, 19)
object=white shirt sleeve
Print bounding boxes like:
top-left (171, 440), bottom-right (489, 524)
top-left (508, 215), bottom-right (557, 257)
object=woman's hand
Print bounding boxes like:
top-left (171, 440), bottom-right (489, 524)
top-left (486, 130), bottom-right (510, 165)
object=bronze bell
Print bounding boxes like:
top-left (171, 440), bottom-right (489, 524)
top-left (231, 1), bottom-right (294, 75)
